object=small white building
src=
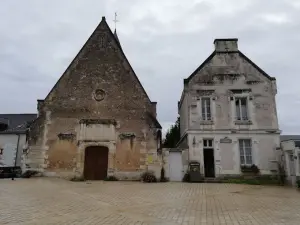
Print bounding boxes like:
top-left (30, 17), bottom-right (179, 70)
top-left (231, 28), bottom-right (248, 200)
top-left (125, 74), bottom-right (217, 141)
top-left (175, 38), bottom-right (281, 180)
top-left (0, 114), bottom-right (37, 168)
top-left (280, 135), bottom-right (300, 186)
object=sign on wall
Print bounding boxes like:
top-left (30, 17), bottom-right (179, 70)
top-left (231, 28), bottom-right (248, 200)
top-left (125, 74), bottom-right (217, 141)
top-left (220, 137), bottom-right (232, 143)
top-left (147, 155), bottom-right (153, 164)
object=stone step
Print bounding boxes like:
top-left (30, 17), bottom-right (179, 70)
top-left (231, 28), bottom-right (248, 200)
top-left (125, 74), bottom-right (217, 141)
top-left (26, 153), bottom-right (44, 158)
top-left (28, 149), bottom-right (43, 153)
top-left (25, 162), bottom-right (44, 169)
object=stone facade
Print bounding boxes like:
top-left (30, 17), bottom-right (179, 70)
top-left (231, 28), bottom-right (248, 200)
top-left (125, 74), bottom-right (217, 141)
top-left (24, 17), bottom-right (162, 180)
top-left (178, 39), bottom-right (281, 177)
top-left (281, 139), bottom-right (300, 186)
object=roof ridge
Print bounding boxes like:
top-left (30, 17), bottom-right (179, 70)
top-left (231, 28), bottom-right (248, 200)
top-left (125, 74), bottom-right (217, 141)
top-left (184, 49), bottom-right (276, 84)
top-left (43, 16), bottom-right (153, 104)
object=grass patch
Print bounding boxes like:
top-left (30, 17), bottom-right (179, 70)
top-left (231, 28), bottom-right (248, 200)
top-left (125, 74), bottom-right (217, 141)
top-left (224, 176), bottom-right (281, 185)
top-left (70, 176), bottom-right (85, 182)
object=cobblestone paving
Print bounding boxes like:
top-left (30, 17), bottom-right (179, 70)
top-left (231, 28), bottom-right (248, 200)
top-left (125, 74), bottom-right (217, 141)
top-left (1, 178), bottom-right (300, 225)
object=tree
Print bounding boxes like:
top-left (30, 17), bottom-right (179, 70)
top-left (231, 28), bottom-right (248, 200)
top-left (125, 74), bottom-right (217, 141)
top-left (163, 116), bottom-right (180, 148)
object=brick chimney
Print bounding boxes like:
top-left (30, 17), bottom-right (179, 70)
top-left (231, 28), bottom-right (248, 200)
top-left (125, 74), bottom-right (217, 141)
top-left (214, 38), bottom-right (238, 52)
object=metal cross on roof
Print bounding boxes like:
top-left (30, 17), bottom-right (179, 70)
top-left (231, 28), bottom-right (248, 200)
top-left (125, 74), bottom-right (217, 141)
top-left (113, 12), bottom-right (119, 30)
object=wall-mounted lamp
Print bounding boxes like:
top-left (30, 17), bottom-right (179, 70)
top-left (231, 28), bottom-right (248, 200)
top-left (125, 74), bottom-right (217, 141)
top-left (192, 136), bottom-right (196, 147)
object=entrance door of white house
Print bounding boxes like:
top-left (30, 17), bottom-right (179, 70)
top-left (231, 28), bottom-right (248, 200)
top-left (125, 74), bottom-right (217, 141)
top-left (169, 152), bottom-right (183, 181)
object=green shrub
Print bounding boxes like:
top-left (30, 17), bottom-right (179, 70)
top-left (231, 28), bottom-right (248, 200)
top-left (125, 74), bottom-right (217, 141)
top-left (70, 176), bottom-right (85, 182)
top-left (104, 176), bottom-right (119, 181)
top-left (224, 176), bottom-right (281, 186)
top-left (141, 171), bottom-right (157, 183)
top-left (241, 164), bottom-right (260, 174)
top-left (297, 180), bottom-right (300, 189)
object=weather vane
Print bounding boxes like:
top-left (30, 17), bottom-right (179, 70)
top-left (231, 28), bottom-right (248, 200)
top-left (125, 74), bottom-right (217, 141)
top-left (113, 12), bottom-right (119, 30)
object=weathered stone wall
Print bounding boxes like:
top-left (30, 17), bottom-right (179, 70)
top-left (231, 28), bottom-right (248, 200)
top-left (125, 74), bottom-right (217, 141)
top-left (26, 17), bottom-right (161, 180)
top-left (179, 95), bottom-right (189, 136)
top-left (186, 52), bottom-right (278, 131)
top-left (179, 39), bottom-right (280, 176)
top-left (188, 133), bottom-right (280, 176)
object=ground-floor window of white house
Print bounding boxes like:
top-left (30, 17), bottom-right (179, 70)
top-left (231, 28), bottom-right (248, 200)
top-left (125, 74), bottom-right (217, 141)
top-left (201, 97), bottom-right (211, 120)
top-left (298, 154), bottom-right (300, 174)
top-left (239, 139), bottom-right (252, 165)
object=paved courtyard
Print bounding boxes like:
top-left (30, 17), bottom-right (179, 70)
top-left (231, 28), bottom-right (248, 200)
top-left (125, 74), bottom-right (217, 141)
top-left (0, 178), bottom-right (300, 225)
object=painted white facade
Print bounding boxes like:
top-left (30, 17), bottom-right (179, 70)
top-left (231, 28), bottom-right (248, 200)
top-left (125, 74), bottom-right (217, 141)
top-left (168, 151), bottom-right (184, 181)
top-left (178, 39), bottom-right (281, 177)
top-left (0, 134), bottom-right (26, 167)
top-left (281, 140), bottom-right (300, 186)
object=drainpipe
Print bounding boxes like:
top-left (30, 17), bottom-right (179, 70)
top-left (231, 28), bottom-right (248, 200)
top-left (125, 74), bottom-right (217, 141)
top-left (12, 133), bottom-right (21, 181)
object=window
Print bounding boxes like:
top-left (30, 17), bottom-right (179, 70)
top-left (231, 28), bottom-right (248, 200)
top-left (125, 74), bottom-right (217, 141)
top-left (201, 97), bottom-right (211, 120)
top-left (298, 154), bottom-right (300, 174)
top-left (203, 139), bottom-right (213, 148)
top-left (235, 97), bottom-right (248, 120)
top-left (239, 139), bottom-right (252, 165)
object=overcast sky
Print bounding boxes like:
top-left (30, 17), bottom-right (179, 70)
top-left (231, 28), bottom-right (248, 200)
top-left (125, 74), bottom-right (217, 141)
top-left (0, 0), bottom-right (299, 135)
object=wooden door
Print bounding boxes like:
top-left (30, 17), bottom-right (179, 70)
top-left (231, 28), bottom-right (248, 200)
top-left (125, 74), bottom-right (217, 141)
top-left (84, 146), bottom-right (108, 180)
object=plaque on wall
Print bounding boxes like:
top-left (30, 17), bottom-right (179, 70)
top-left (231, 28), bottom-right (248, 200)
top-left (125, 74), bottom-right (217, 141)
top-left (220, 137), bottom-right (232, 143)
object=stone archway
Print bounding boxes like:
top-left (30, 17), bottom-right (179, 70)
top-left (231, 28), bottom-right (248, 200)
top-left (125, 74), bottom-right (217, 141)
top-left (83, 146), bottom-right (109, 180)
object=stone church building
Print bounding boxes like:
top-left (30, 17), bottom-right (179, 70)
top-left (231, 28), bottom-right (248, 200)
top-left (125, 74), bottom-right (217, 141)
top-left (24, 17), bottom-right (162, 180)
top-left (176, 39), bottom-right (281, 179)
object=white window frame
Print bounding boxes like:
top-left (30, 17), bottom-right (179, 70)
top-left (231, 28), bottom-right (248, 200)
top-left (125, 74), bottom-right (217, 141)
top-left (203, 139), bottom-right (214, 148)
top-left (235, 96), bottom-right (249, 121)
top-left (239, 139), bottom-right (252, 166)
top-left (201, 97), bottom-right (211, 121)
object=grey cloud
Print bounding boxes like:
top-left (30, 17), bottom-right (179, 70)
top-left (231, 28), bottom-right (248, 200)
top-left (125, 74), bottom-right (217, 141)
top-left (0, 0), bottom-right (299, 134)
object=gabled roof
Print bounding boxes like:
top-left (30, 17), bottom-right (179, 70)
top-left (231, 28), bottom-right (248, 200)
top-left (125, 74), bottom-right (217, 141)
top-left (184, 51), bottom-right (276, 84)
top-left (0, 114), bottom-right (37, 134)
top-left (114, 29), bottom-right (121, 45)
top-left (44, 16), bottom-right (152, 103)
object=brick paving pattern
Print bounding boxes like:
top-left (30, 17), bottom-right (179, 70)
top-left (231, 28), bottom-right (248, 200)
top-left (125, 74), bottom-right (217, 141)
top-left (1, 178), bottom-right (300, 224)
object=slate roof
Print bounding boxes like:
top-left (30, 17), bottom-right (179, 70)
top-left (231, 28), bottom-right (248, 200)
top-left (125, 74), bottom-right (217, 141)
top-left (0, 114), bottom-right (37, 134)
top-left (280, 135), bottom-right (300, 142)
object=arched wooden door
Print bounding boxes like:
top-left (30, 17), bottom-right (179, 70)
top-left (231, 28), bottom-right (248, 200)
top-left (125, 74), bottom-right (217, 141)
top-left (84, 146), bottom-right (108, 180)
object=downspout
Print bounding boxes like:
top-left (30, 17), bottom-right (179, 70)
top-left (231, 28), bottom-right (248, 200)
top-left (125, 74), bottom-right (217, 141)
top-left (12, 133), bottom-right (21, 180)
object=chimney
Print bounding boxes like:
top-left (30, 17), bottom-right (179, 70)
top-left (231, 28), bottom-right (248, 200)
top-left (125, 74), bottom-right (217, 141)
top-left (214, 38), bottom-right (238, 52)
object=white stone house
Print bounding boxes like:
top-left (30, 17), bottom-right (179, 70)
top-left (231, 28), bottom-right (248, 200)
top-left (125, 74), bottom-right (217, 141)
top-left (176, 38), bottom-right (281, 179)
top-left (280, 135), bottom-right (300, 186)
top-left (0, 114), bottom-right (37, 168)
